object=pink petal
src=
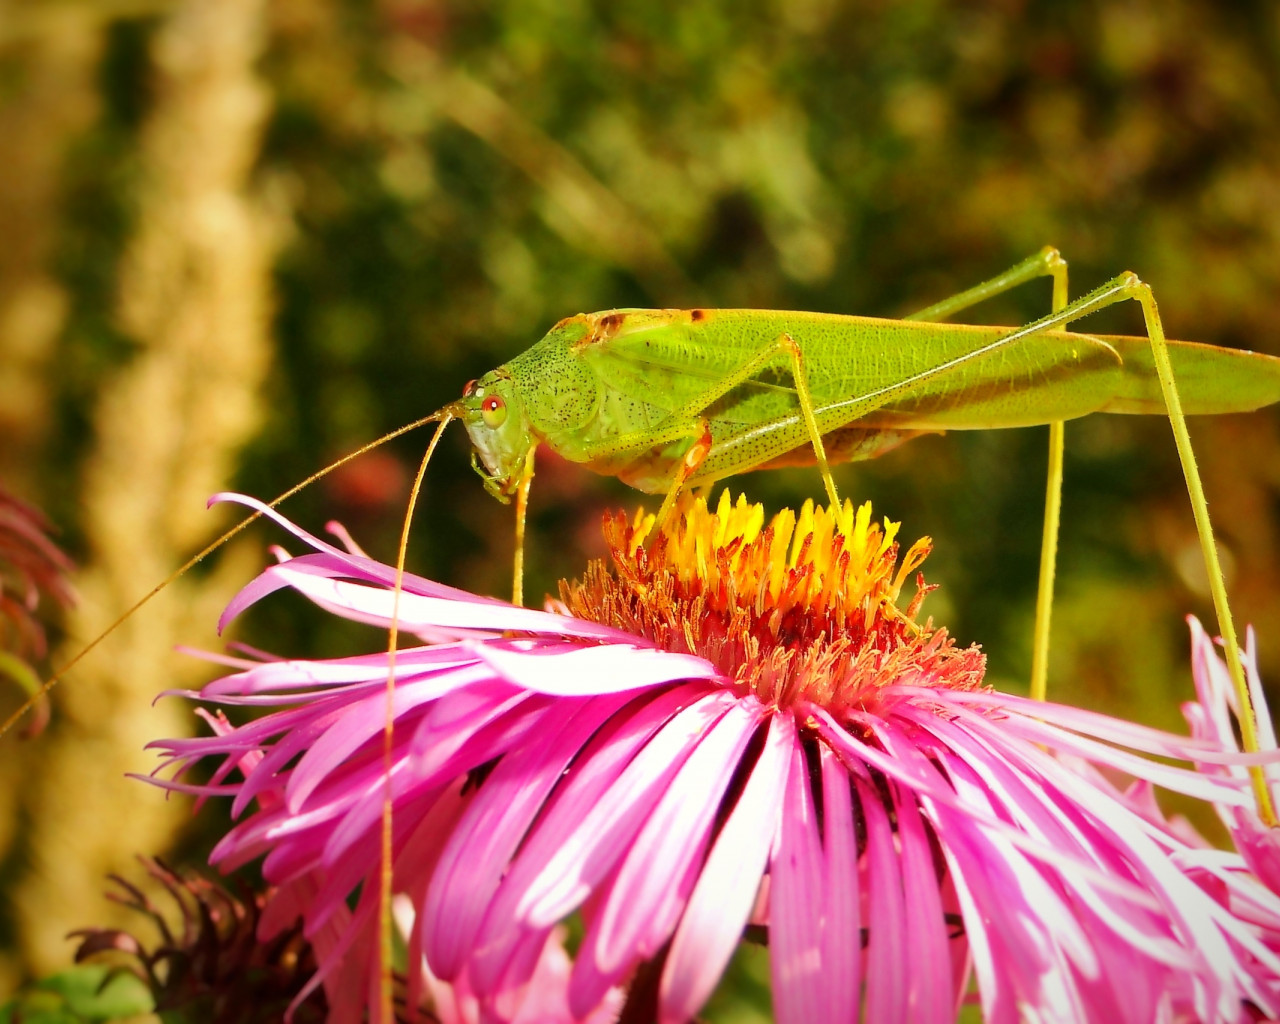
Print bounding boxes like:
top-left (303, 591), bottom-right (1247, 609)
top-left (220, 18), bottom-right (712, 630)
top-left (894, 782), bottom-right (952, 1022)
top-left (897, 709), bottom-right (1176, 964)
top-left (409, 684), bottom-right (539, 767)
top-left (660, 713), bottom-right (793, 1023)
top-left (202, 645), bottom-right (481, 697)
top-left (926, 685), bottom-right (1280, 768)
top-left (518, 689), bottom-right (739, 928)
top-left (421, 692), bottom-right (633, 979)
top-left (467, 683), bottom-right (714, 993)
top-left (860, 773), bottom-right (908, 1022)
top-left (321, 699), bottom-right (560, 870)
top-left (471, 638), bottom-right (721, 696)
top-left (570, 698), bottom-right (766, 1015)
top-left (818, 742), bottom-right (861, 1021)
top-left (285, 673), bottom-right (487, 811)
top-left (812, 707), bottom-right (1165, 914)
top-left (766, 728), bottom-right (824, 1024)
top-left (588, 697), bottom-right (766, 971)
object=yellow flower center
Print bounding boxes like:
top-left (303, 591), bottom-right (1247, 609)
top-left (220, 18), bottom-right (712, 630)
top-left (560, 491), bottom-right (986, 717)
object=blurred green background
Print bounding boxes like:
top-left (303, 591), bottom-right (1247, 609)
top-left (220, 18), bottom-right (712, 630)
top-left (3, 0), bottom-right (1280, 1010)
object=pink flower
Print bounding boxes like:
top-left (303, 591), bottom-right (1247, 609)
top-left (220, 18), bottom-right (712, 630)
top-left (153, 492), bottom-right (1280, 1023)
top-left (1185, 617), bottom-right (1280, 898)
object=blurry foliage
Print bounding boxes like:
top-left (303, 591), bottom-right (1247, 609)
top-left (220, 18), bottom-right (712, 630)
top-left (3, 0), bottom-right (1280, 1004)
top-left (0, 963), bottom-right (152, 1023)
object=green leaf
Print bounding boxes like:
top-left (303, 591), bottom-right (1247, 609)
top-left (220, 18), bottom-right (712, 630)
top-left (0, 964), bottom-right (154, 1022)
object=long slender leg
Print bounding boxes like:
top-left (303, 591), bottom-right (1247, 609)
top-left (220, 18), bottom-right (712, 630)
top-left (904, 247), bottom-right (1070, 701)
top-left (575, 333), bottom-right (841, 509)
top-left (511, 446), bottom-right (536, 606)
top-left (1031, 276), bottom-right (1070, 702)
top-left (779, 333), bottom-right (840, 507)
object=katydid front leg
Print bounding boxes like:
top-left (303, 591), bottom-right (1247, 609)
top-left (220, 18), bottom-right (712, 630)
top-left (905, 246), bottom-right (1070, 701)
top-left (511, 446), bottom-right (536, 606)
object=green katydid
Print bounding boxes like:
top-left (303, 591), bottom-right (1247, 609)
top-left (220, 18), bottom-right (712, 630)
top-left (455, 250), bottom-right (1271, 607)
top-left (6, 249), bottom-right (1279, 826)
top-left (440, 247), bottom-right (1280, 821)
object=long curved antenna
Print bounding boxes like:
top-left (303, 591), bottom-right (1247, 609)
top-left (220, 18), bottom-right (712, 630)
top-left (0, 410), bottom-right (449, 740)
top-left (379, 410), bottom-right (454, 1023)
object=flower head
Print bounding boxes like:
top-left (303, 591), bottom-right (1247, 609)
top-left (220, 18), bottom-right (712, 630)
top-left (154, 492), bottom-right (1280, 1023)
top-left (70, 856), bottom-right (327, 1024)
top-left (563, 496), bottom-right (983, 714)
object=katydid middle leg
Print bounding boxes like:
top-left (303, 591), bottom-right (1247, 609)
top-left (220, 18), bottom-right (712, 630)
top-left (569, 412), bottom-right (716, 531)
top-left (572, 331), bottom-right (842, 527)
top-left (905, 246), bottom-right (1070, 701)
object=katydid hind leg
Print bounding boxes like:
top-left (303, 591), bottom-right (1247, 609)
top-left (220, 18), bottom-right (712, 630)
top-left (802, 268), bottom-right (1265, 801)
top-left (971, 271), bottom-right (1274, 821)
top-left (1126, 280), bottom-right (1274, 823)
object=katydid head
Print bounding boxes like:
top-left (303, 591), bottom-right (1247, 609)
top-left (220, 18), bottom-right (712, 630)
top-left (459, 370), bottom-right (534, 503)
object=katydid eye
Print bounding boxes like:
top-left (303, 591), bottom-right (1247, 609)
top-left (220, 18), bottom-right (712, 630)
top-left (481, 394), bottom-right (507, 428)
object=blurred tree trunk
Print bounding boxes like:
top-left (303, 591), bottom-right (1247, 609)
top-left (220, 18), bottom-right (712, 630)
top-left (0, 10), bottom-right (102, 993)
top-left (12, 0), bottom-right (278, 974)
top-left (0, 12), bottom-right (100, 501)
